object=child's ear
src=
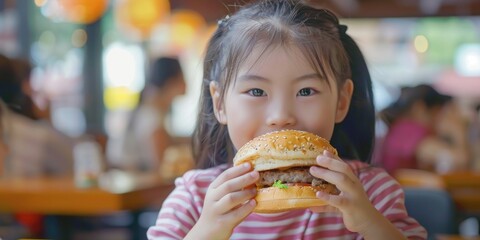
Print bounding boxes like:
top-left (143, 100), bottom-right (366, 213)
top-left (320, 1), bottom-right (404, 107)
top-left (209, 81), bottom-right (227, 124)
top-left (335, 79), bottom-right (354, 123)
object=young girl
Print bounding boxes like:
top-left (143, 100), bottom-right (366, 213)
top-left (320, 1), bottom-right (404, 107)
top-left (148, 0), bottom-right (427, 239)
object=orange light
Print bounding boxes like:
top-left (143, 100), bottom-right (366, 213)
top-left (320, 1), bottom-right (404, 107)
top-left (34, 0), bottom-right (48, 7)
top-left (58, 0), bottom-right (109, 24)
top-left (116, 0), bottom-right (170, 39)
top-left (169, 10), bottom-right (206, 49)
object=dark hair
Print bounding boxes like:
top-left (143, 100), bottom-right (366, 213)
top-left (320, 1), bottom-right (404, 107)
top-left (331, 30), bottom-right (375, 163)
top-left (0, 54), bottom-right (21, 104)
top-left (0, 102), bottom-right (3, 133)
top-left (148, 57), bottom-right (182, 89)
top-left (193, 0), bottom-right (375, 168)
top-left (0, 54), bottom-right (36, 119)
top-left (127, 57), bottom-right (183, 131)
top-left (137, 57), bottom-right (183, 104)
top-left (12, 58), bottom-right (32, 83)
top-left (380, 84), bottom-right (452, 126)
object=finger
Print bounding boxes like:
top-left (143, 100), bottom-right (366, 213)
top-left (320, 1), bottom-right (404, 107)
top-left (216, 188), bottom-right (257, 213)
top-left (316, 151), bottom-right (356, 180)
top-left (309, 166), bottom-right (355, 192)
top-left (315, 189), bottom-right (346, 209)
top-left (226, 199), bottom-right (256, 225)
top-left (316, 150), bottom-right (349, 171)
top-left (210, 163), bottom-right (252, 189)
top-left (323, 150), bottom-right (337, 159)
top-left (309, 205), bottom-right (339, 213)
top-left (214, 171), bottom-right (259, 200)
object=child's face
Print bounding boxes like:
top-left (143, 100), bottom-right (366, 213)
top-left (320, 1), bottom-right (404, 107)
top-left (211, 44), bottom-right (353, 150)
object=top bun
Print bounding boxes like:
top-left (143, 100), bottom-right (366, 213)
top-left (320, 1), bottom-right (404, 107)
top-left (233, 130), bottom-right (337, 171)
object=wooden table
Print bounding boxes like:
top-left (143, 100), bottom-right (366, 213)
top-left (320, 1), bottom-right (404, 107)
top-left (437, 235), bottom-right (480, 240)
top-left (395, 169), bottom-right (480, 213)
top-left (442, 171), bottom-right (480, 213)
top-left (0, 171), bottom-right (175, 215)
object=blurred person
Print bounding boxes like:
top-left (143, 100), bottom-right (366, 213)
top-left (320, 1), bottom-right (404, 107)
top-left (81, 57), bottom-right (187, 239)
top-left (0, 54), bottom-right (74, 178)
top-left (118, 57), bottom-right (186, 172)
top-left (0, 104), bottom-right (6, 176)
top-left (0, 54), bottom-right (75, 238)
top-left (463, 102), bottom-right (480, 170)
top-left (377, 84), bottom-right (469, 174)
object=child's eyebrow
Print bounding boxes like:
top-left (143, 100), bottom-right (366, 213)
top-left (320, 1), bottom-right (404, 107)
top-left (238, 74), bottom-right (269, 82)
top-left (294, 73), bottom-right (324, 82)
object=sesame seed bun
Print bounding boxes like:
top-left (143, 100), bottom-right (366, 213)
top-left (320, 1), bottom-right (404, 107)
top-left (233, 130), bottom-right (340, 213)
top-left (233, 130), bottom-right (338, 170)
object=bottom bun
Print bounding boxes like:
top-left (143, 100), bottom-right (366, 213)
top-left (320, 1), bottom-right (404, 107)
top-left (254, 185), bottom-right (330, 213)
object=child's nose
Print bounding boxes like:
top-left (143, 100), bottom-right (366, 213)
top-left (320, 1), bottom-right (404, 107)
top-left (266, 103), bottom-right (297, 128)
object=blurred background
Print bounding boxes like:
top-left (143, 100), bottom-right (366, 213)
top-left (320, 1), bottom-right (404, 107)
top-left (0, 0), bottom-right (478, 142)
top-left (0, 0), bottom-right (479, 239)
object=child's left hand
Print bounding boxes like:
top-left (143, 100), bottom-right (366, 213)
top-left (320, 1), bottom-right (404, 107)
top-left (309, 150), bottom-right (379, 234)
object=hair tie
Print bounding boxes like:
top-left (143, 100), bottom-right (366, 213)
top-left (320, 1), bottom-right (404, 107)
top-left (218, 15), bottom-right (230, 30)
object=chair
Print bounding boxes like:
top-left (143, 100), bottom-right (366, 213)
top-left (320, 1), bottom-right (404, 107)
top-left (403, 187), bottom-right (457, 240)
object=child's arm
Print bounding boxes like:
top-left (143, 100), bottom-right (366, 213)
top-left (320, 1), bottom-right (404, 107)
top-left (309, 150), bottom-right (425, 240)
top-left (357, 210), bottom-right (407, 239)
top-left (185, 163), bottom-right (259, 240)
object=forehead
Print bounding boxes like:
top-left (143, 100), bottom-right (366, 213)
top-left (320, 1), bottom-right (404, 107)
top-left (239, 43), bottom-right (313, 72)
top-left (231, 42), bottom-right (336, 89)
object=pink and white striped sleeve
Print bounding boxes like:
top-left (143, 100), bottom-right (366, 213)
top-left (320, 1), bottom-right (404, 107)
top-left (147, 170), bottom-right (205, 240)
top-left (361, 167), bottom-right (427, 240)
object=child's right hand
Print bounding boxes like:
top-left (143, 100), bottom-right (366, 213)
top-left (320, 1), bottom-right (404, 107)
top-left (186, 163), bottom-right (259, 240)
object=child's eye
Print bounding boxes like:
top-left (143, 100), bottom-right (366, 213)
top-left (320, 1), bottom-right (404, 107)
top-left (297, 88), bottom-right (316, 96)
top-left (248, 88), bottom-right (266, 97)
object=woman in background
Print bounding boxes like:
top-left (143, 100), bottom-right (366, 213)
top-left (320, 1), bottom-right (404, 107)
top-left (119, 57), bottom-right (186, 172)
top-left (377, 84), bottom-right (469, 174)
top-left (0, 54), bottom-right (74, 238)
top-left (0, 54), bottom-right (73, 178)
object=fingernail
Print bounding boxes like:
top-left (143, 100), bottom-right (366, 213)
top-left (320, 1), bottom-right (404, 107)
top-left (316, 191), bottom-right (325, 198)
top-left (243, 163), bottom-right (250, 169)
top-left (310, 166), bottom-right (321, 173)
top-left (249, 171), bottom-right (258, 178)
top-left (249, 199), bottom-right (256, 206)
top-left (250, 188), bottom-right (257, 194)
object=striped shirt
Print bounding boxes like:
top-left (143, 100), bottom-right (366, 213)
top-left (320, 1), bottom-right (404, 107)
top-left (147, 161), bottom-right (427, 239)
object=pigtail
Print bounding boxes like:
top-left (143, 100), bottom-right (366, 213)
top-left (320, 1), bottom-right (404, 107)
top-left (192, 24), bottom-right (235, 169)
top-left (331, 32), bottom-right (375, 163)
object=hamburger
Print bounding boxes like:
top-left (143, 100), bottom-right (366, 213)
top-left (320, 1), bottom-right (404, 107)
top-left (233, 130), bottom-right (340, 213)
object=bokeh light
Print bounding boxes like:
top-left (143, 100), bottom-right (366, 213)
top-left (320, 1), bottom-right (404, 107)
top-left (414, 34), bottom-right (429, 53)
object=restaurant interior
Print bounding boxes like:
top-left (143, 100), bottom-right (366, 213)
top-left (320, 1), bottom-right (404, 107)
top-left (0, 0), bottom-right (480, 239)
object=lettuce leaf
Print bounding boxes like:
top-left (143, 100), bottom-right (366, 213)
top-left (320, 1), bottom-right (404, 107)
top-left (272, 180), bottom-right (288, 189)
